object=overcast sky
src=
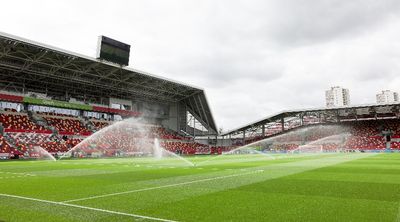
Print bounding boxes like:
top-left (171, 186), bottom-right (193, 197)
top-left (1, 0), bottom-right (400, 130)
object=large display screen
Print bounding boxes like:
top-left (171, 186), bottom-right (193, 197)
top-left (96, 36), bottom-right (130, 66)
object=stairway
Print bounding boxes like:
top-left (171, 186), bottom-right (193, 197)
top-left (81, 118), bottom-right (96, 133)
top-left (28, 111), bottom-right (57, 134)
top-left (3, 133), bottom-right (16, 148)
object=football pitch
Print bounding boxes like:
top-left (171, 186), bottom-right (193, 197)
top-left (0, 153), bottom-right (399, 221)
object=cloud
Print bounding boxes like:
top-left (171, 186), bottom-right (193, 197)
top-left (1, 0), bottom-right (400, 130)
top-left (261, 0), bottom-right (400, 46)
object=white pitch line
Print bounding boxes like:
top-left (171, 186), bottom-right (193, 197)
top-left (0, 171), bottom-right (36, 176)
top-left (62, 169), bottom-right (265, 203)
top-left (0, 172), bottom-right (36, 180)
top-left (0, 193), bottom-right (177, 222)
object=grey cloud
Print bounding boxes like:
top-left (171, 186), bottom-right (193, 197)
top-left (261, 0), bottom-right (400, 46)
top-left (204, 0), bottom-right (400, 48)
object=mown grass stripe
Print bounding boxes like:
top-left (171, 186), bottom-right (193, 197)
top-left (62, 169), bottom-right (265, 203)
top-left (0, 193), bottom-right (177, 222)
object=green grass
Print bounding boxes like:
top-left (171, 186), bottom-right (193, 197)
top-left (0, 152), bottom-right (399, 221)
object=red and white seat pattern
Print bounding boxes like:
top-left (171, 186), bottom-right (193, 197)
top-left (44, 117), bottom-right (91, 135)
top-left (0, 136), bottom-right (11, 153)
top-left (0, 113), bottom-right (45, 132)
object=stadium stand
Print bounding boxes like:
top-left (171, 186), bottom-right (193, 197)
top-left (2, 108), bottom-right (400, 158)
top-left (42, 115), bottom-right (91, 135)
top-left (0, 108), bottom-right (212, 158)
top-left (2, 101), bottom-right (400, 159)
top-left (0, 110), bottom-right (47, 132)
top-left (161, 141), bottom-right (211, 155)
top-left (230, 119), bottom-right (400, 153)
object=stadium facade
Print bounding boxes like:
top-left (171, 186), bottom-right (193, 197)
top-left (0, 31), bottom-right (217, 137)
top-left (221, 102), bottom-right (400, 146)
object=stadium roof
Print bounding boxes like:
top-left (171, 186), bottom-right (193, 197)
top-left (222, 102), bottom-right (400, 136)
top-left (0, 31), bottom-right (217, 133)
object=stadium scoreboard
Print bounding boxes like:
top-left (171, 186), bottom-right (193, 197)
top-left (96, 36), bottom-right (131, 66)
